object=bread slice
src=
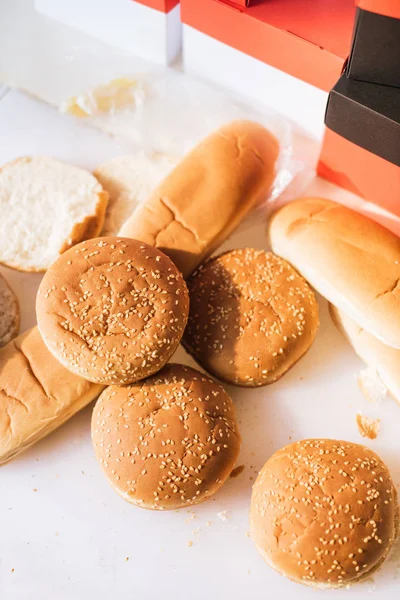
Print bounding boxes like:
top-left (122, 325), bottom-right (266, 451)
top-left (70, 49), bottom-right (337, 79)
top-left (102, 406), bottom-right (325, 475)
top-left (0, 272), bottom-right (19, 347)
top-left (94, 152), bottom-right (177, 236)
top-left (0, 156), bottom-right (108, 271)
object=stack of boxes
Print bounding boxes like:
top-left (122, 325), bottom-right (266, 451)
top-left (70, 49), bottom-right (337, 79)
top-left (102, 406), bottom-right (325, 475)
top-left (34, 0), bottom-right (399, 216)
top-left (318, 1), bottom-right (400, 215)
top-left (181, 0), bottom-right (356, 138)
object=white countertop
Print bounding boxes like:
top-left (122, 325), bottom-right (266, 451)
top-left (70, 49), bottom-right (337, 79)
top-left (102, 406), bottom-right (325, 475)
top-left (0, 89), bottom-right (399, 600)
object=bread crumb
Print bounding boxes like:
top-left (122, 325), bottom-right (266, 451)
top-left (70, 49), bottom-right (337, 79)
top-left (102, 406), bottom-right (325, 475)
top-left (230, 465), bottom-right (245, 478)
top-left (245, 531), bottom-right (251, 537)
top-left (33, 488), bottom-right (37, 492)
top-left (188, 540), bottom-right (193, 547)
top-left (192, 528), bottom-right (201, 536)
top-left (206, 521), bottom-right (212, 527)
top-left (247, 569), bottom-right (251, 575)
top-left (358, 367), bottom-right (387, 404)
top-left (185, 512), bottom-right (196, 524)
top-left (217, 510), bottom-right (229, 522)
top-left (11, 568), bottom-right (14, 573)
top-left (125, 557), bottom-right (129, 562)
top-left (356, 413), bottom-right (380, 440)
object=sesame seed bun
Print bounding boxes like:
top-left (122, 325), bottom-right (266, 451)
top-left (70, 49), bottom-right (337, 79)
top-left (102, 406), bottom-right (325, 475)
top-left (250, 439), bottom-right (399, 588)
top-left (182, 248), bottom-right (319, 387)
top-left (36, 237), bottom-right (189, 385)
top-left (91, 364), bottom-right (241, 510)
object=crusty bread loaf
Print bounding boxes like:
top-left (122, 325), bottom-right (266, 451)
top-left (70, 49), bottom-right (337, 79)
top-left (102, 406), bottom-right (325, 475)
top-left (183, 248), bottom-right (319, 387)
top-left (0, 327), bottom-right (104, 465)
top-left (0, 156), bottom-right (108, 272)
top-left (269, 197), bottom-right (400, 349)
top-left (250, 439), bottom-right (399, 588)
top-left (120, 120), bottom-right (279, 278)
top-left (94, 152), bottom-right (177, 236)
top-left (37, 238), bottom-right (189, 385)
top-left (330, 304), bottom-right (400, 406)
top-left (92, 364), bottom-right (241, 510)
top-left (0, 272), bottom-right (19, 347)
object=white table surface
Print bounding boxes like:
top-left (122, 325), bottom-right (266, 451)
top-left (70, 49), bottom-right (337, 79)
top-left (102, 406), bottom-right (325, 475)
top-left (0, 56), bottom-right (400, 600)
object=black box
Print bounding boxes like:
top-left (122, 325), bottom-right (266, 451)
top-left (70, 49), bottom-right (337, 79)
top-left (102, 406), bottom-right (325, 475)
top-left (325, 74), bottom-right (400, 166)
top-left (318, 74), bottom-right (400, 216)
top-left (346, 8), bottom-right (400, 88)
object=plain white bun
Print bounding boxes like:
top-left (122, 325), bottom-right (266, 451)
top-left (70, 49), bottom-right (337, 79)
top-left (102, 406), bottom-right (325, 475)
top-left (269, 197), bottom-right (400, 349)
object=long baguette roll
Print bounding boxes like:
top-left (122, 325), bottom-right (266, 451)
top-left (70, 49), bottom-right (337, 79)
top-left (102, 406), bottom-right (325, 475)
top-left (0, 327), bottom-right (104, 465)
top-left (329, 304), bottom-right (400, 406)
top-left (269, 197), bottom-right (400, 349)
top-left (119, 120), bottom-right (279, 278)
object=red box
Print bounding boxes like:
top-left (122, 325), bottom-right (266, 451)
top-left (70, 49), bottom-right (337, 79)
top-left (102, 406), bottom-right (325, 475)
top-left (318, 75), bottom-right (400, 216)
top-left (181, 0), bottom-right (356, 93)
top-left (135, 0), bottom-right (179, 11)
top-left (318, 129), bottom-right (400, 215)
top-left (357, 0), bottom-right (400, 19)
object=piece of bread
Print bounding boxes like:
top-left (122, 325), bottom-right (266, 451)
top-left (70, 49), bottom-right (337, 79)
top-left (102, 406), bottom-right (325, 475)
top-left (36, 237), bottom-right (189, 385)
top-left (0, 272), bottom-right (20, 347)
top-left (94, 152), bottom-right (178, 236)
top-left (119, 120), bottom-right (279, 278)
top-left (268, 197), bottom-right (400, 349)
top-left (0, 156), bottom-right (108, 272)
top-left (91, 364), bottom-right (241, 510)
top-left (182, 248), bottom-right (319, 387)
top-left (250, 439), bottom-right (399, 588)
top-left (0, 327), bottom-right (104, 465)
top-left (330, 303), bottom-right (400, 406)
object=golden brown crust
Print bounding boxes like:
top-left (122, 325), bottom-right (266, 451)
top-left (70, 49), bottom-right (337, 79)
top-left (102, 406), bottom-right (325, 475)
top-left (120, 120), bottom-right (279, 278)
top-left (36, 237), bottom-right (189, 385)
top-left (182, 248), bottom-right (319, 387)
top-left (0, 327), bottom-right (104, 464)
top-left (0, 272), bottom-right (20, 347)
top-left (269, 197), bottom-right (400, 349)
top-left (91, 364), bottom-right (241, 510)
top-left (250, 439), bottom-right (399, 588)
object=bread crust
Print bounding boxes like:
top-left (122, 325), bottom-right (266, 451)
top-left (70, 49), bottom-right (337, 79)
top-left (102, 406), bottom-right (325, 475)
top-left (37, 237), bottom-right (189, 385)
top-left (92, 364), bottom-right (241, 510)
top-left (250, 439), bottom-right (399, 588)
top-left (183, 248), bottom-right (319, 387)
top-left (330, 303), bottom-right (400, 406)
top-left (59, 190), bottom-right (109, 255)
top-left (120, 120), bottom-right (279, 278)
top-left (0, 327), bottom-right (104, 465)
top-left (269, 197), bottom-right (400, 349)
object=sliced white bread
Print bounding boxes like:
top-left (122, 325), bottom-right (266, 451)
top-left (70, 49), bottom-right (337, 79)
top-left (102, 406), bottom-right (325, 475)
top-left (0, 272), bottom-right (19, 347)
top-left (0, 156), bottom-right (108, 271)
top-left (94, 152), bottom-right (177, 236)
